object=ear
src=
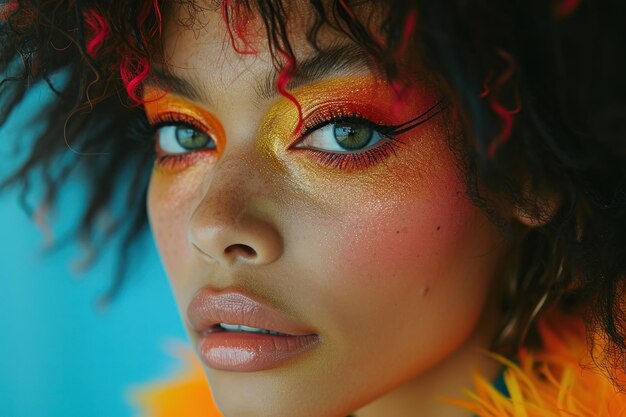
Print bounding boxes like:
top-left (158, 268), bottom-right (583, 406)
top-left (511, 184), bottom-right (562, 228)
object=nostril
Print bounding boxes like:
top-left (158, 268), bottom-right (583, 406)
top-left (224, 243), bottom-right (257, 259)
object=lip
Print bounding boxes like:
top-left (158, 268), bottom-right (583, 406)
top-left (187, 288), bottom-right (320, 372)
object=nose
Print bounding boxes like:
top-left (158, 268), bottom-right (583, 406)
top-left (187, 159), bottom-right (283, 266)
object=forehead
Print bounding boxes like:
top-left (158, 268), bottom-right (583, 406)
top-left (158, 0), bottom-right (391, 67)
top-left (152, 1), bottom-right (383, 105)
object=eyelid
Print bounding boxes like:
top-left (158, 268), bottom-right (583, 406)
top-left (150, 113), bottom-right (217, 156)
top-left (297, 123), bottom-right (386, 154)
top-left (150, 111), bottom-right (210, 133)
top-left (143, 89), bottom-right (227, 155)
top-left (292, 104), bottom-right (397, 153)
top-left (299, 114), bottom-right (393, 140)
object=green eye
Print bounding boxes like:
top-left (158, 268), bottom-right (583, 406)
top-left (175, 126), bottom-right (214, 150)
top-left (333, 123), bottom-right (374, 150)
top-left (156, 125), bottom-right (216, 154)
top-left (296, 121), bottom-right (383, 154)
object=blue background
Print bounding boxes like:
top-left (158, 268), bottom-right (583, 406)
top-left (0, 81), bottom-right (188, 417)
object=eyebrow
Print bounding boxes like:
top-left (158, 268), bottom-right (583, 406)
top-left (147, 44), bottom-right (374, 106)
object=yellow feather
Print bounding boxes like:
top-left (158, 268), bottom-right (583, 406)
top-left (445, 310), bottom-right (626, 417)
top-left (127, 311), bottom-right (626, 417)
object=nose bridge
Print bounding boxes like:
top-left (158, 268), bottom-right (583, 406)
top-left (188, 151), bottom-right (283, 266)
top-left (199, 150), bottom-right (274, 219)
top-left (198, 155), bottom-right (250, 223)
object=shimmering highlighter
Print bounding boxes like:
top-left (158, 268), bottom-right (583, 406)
top-left (256, 74), bottom-right (443, 194)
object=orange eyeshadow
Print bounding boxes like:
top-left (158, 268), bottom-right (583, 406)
top-left (256, 74), bottom-right (442, 187)
top-left (144, 88), bottom-right (225, 147)
top-left (259, 74), bottom-right (438, 150)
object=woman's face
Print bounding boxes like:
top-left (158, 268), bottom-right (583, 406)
top-left (146, 3), bottom-right (506, 417)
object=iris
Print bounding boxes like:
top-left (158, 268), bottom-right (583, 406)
top-left (175, 126), bottom-right (214, 150)
top-left (334, 123), bottom-right (373, 150)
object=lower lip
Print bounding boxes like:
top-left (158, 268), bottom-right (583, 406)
top-left (197, 331), bottom-right (320, 372)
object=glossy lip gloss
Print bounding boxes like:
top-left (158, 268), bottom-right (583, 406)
top-left (187, 289), bottom-right (320, 372)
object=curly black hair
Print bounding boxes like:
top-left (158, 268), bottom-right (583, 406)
top-left (2, 0), bottom-right (626, 388)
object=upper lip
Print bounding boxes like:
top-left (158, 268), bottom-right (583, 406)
top-left (187, 288), bottom-right (318, 336)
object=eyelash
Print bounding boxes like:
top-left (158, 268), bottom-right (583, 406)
top-left (295, 110), bottom-right (404, 171)
top-left (147, 112), bottom-right (216, 169)
top-left (296, 141), bottom-right (400, 170)
top-left (135, 100), bottom-right (445, 171)
top-left (293, 101), bottom-right (446, 170)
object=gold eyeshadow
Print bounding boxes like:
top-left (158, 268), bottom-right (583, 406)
top-left (143, 75), bottom-right (440, 181)
top-left (260, 75), bottom-right (435, 142)
top-left (257, 74), bottom-right (439, 176)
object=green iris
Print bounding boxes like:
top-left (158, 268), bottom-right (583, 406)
top-left (175, 126), bottom-right (214, 150)
top-left (334, 123), bottom-right (373, 150)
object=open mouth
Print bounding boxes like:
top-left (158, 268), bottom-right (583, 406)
top-left (214, 323), bottom-right (293, 336)
top-left (188, 289), bottom-right (320, 371)
top-left (198, 325), bottom-right (320, 372)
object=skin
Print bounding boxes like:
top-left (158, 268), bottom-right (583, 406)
top-left (146, 3), bottom-right (513, 416)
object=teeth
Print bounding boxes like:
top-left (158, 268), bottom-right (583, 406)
top-left (219, 323), bottom-right (288, 336)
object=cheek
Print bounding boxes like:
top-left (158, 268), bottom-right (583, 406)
top-left (341, 172), bottom-right (485, 289)
top-left (146, 164), bottom-right (208, 303)
top-left (334, 177), bottom-right (496, 316)
top-left (293, 130), bottom-right (504, 369)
